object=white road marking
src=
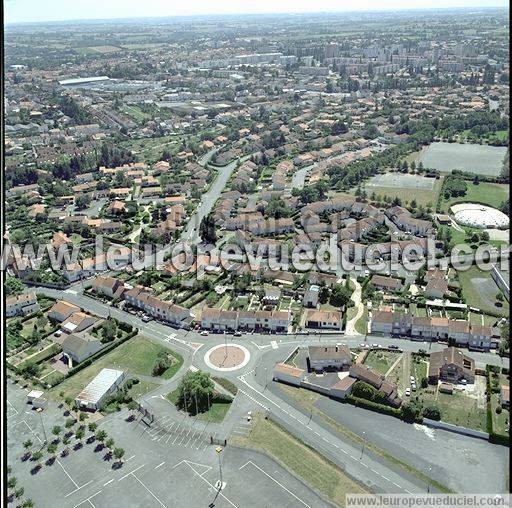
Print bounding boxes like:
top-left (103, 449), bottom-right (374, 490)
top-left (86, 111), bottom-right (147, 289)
top-left (57, 459), bottom-right (79, 488)
top-left (270, 340), bottom-right (278, 350)
top-left (132, 474), bottom-right (167, 508)
top-left (176, 461), bottom-right (237, 508)
top-left (65, 481), bottom-right (93, 497)
top-left (118, 464), bottom-right (145, 481)
top-left (103, 479), bottom-right (114, 486)
top-left (154, 461), bottom-right (165, 470)
top-left (73, 490), bottom-right (101, 508)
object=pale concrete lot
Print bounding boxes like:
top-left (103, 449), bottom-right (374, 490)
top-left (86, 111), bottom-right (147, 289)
top-left (7, 380), bottom-right (331, 508)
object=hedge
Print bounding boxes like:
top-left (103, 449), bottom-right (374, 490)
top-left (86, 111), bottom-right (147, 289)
top-left (346, 395), bottom-right (402, 418)
top-left (212, 376), bottom-right (239, 395)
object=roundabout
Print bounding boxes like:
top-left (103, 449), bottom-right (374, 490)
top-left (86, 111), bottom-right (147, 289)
top-left (203, 343), bottom-right (251, 372)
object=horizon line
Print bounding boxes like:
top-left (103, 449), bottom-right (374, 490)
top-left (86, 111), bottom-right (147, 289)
top-left (5, 4), bottom-right (509, 27)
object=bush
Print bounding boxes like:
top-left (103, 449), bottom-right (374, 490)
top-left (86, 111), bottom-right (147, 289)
top-left (495, 405), bottom-right (502, 414)
top-left (346, 395), bottom-right (402, 418)
top-left (422, 405), bottom-right (441, 420)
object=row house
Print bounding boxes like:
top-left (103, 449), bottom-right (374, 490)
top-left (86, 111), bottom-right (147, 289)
top-left (371, 310), bottom-right (493, 350)
top-left (249, 218), bottom-right (295, 237)
top-left (200, 307), bottom-right (290, 333)
top-left (387, 206), bottom-right (433, 237)
top-left (124, 286), bottom-right (191, 326)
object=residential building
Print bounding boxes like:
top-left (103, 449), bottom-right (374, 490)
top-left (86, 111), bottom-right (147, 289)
top-left (61, 332), bottom-right (105, 365)
top-left (272, 363), bottom-right (307, 386)
top-left (48, 300), bottom-right (81, 322)
top-left (308, 344), bottom-right (352, 372)
top-left (6, 292), bottom-right (40, 317)
top-left (305, 309), bottom-right (343, 330)
top-left (427, 347), bottom-right (475, 384)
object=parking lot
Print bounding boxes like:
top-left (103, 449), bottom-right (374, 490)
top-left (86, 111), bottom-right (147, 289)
top-left (8, 381), bottom-right (329, 508)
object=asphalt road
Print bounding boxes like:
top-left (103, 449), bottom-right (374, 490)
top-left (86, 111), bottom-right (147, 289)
top-left (25, 284), bottom-right (508, 496)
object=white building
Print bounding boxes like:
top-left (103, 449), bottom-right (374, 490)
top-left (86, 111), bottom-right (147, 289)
top-left (75, 368), bottom-right (125, 411)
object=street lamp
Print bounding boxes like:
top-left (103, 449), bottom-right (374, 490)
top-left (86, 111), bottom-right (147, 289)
top-left (215, 446), bottom-right (223, 490)
top-left (360, 431), bottom-right (366, 460)
top-left (427, 466), bottom-right (432, 493)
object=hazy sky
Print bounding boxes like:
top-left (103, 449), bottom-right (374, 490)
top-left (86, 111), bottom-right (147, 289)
top-left (5, 0), bottom-right (508, 24)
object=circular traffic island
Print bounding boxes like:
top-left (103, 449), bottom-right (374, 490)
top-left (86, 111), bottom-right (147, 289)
top-left (204, 343), bottom-right (251, 372)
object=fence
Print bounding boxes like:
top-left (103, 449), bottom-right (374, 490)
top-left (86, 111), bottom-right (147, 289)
top-left (422, 418), bottom-right (489, 440)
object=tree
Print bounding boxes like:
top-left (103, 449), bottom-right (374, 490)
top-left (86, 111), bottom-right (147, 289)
top-left (22, 500), bottom-right (34, 508)
top-left (31, 451), bottom-right (43, 465)
top-left (96, 430), bottom-right (108, 443)
top-left (14, 487), bottom-right (24, 499)
top-left (75, 194), bottom-right (91, 210)
top-left (79, 412), bottom-right (88, 422)
top-left (6, 277), bottom-right (25, 296)
top-left (23, 439), bottom-right (33, 452)
top-left (7, 477), bottom-right (17, 490)
top-left (330, 285), bottom-right (353, 307)
top-left (62, 436), bottom-right (71, 456)
top-left (114, 448), bottom-right (125, 464)
top-left (64, 396), bottom-right (73, 409)
top-left (422, 405), bottom-right (441, 420)
top-left (199, 213), bottom-right (217, 244)
top-left (75, 428), bottom-right (85, 444)
top-left (105, 438), bottom-right (115, 449)
top-left (88, 422), bottom-right (98, 433)
top-left (52, 425), bottom-right (62, 441)
top-left (176, 371), bottom-right (215, 416)
top-left (101, 318), bottom-right (117, 342)
top-left (47, 443), bottom-right (57, 458)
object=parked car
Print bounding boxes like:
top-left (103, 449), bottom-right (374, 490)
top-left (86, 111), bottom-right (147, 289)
top-left (405, 388), bottom-right (411, 396)
top-left (200, 330), bottom-right (209, 336)
top-left (234, 331), bottom-right (242, 337)
top-left (142, 315), bottom-right (153, 323)
top-left (388, 344), bottom-right (399, 350)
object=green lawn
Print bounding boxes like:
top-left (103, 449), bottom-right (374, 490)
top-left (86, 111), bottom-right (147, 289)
top-left (457, 265), bottom-right (509, 316)
top-left (196, 402), bottom-right (232, 423)
top-left (355, 308), bottom-right (368, 334)
top-left (363, 350), bottom-right (400, 375)
top-left (439, 181), bottom-right (509, 213)
top-left (49, 336), bottom-right (182, 400)
top-left (491, 374), bottom-right (510, 436)
top-left (121, 105), bottom-right (151, 122)
top-left (166, 388), bottom-right (232, 423)
top-left (231, 413), bottom-right (367, 506)
top-left (413, 385), bottom-right (487, 432)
